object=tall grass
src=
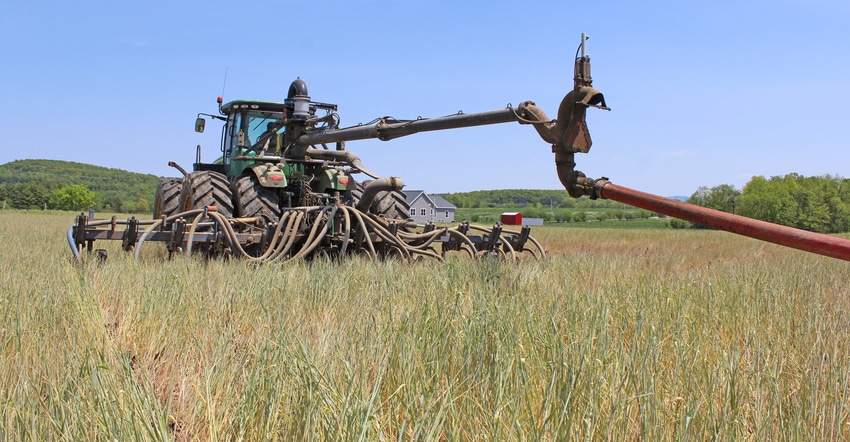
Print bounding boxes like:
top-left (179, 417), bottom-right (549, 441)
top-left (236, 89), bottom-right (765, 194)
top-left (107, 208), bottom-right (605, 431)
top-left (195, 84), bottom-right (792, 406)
top-left (1, 211), bottom-right (848, 440)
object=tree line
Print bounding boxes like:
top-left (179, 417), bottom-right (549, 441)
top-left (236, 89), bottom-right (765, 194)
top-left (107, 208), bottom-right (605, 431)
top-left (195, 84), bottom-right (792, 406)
top-left (439, 189), bottom-right (634, 210)
top-left (687, 174), bottom-right (850, 233)
top-left (3, 160), bottom-right (848, 234)
top-left (0, 159), bottom-right (159, 212)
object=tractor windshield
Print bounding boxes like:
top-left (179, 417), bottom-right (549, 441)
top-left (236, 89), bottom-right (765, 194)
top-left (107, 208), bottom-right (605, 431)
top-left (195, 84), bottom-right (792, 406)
top-left (245, 112), bottom-right (284, 147)
top-left (224, 110), bottom-right (286, 160)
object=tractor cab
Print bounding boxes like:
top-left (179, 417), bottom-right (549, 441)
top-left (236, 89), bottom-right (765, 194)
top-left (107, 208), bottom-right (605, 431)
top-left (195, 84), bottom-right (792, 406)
top-left (218, 100), bottom-right (290, 178)
top-left (191, 79), bottom-right (348, 213)
top-left (194, 78), bottom-right (340, 181)
top-left (193, 100), bottom-right (289, 177)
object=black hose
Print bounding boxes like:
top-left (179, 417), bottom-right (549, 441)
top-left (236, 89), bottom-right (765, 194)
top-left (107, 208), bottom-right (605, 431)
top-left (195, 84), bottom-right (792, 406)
top-left (77, 203), bottom-right (543, 263)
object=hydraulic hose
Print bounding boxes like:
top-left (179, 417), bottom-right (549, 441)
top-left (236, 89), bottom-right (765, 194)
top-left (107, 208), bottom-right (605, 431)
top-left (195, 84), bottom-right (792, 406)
top-left (71, 204), bottom-right (543, 263)
top-left (134, 209), bottom-right (207, 260)
top-left (287, 206), bottom-right (337, 261)
top-left (468, 224), bottom-right (516, 261)
top-left (345, 206), bottom-right (377, 258)
top-left (338, 205), bottom-right (352, 257)
top-left (356, 212), bottom-right (411, 261)
top-left (67, 225), bottom-right (82, 264)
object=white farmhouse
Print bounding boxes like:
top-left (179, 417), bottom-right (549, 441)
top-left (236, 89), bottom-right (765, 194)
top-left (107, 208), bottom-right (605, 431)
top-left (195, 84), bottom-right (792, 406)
top-left (404, 190), bottom-right (456, 223)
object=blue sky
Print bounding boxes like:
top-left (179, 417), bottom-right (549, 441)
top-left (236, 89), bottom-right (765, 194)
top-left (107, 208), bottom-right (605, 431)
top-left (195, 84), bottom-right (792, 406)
top-left (1, 1), bottom-right (848, 197)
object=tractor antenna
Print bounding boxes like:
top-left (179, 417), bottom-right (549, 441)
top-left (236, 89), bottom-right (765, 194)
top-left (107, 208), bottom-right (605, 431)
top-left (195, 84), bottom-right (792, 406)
top-left (220, 67), bottom-right (228, 101)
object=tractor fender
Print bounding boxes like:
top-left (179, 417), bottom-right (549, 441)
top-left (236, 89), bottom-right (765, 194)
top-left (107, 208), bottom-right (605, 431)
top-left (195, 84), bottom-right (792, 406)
top-left (315, 169), bottom-right (352, 193)
top-left (244, 163), bottom-right (288, 188)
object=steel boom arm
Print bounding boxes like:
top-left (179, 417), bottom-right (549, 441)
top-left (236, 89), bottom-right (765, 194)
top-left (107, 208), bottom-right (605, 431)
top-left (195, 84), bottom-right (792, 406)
top-left (295, 108), bottom-right (520, 147)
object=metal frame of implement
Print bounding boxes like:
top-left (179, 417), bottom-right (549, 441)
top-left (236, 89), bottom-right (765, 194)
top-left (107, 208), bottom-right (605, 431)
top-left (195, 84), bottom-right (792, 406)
top-left (68, 206), bottom-right (544, 264)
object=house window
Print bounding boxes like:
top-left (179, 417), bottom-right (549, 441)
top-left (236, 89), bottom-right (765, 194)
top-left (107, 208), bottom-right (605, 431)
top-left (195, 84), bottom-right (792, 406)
top-left (430, 209), bottom-right (434, 215)
top-left (445, 211), bottom-right (449, 218)
top-left (420, 208), bottom-right (426, 216)
top-left (409, 208), bottom-right (415, 216)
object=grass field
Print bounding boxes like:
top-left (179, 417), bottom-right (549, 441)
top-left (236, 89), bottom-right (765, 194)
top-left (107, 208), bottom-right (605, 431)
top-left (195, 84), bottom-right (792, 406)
top-left (2, 211), bottom-right (849, 440)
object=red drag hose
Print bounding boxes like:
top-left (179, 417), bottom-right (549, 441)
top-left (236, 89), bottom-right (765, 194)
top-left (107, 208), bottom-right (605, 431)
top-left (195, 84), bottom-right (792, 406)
top-left (599, 182), bottom-right (850, 262)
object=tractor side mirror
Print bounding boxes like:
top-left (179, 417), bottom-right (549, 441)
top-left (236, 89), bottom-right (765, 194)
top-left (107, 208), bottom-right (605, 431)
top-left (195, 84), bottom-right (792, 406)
top-left (195, 117), bottom-right (206, 133)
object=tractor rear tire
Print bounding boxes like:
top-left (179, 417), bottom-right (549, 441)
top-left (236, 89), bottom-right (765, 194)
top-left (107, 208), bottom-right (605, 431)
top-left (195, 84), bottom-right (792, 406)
top-left (179, 171), bottom-right (234, 217)
top-left (232, 174), bottom-right (280, 224)
top-left (153, 177), bottom-right (182, 219)
top-left (353, 180), bottom-right (414, 226)
top-left (373, 189), bottom-right (413, 222)
top-left (349, 180), bottom-right (366, 208)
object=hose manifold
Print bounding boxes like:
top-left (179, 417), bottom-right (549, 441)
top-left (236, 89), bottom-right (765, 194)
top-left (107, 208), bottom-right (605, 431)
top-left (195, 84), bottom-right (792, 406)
top-left (572, 176), bottom-right (607, 200)
top-left (567, 174), bottom-right (608, 199)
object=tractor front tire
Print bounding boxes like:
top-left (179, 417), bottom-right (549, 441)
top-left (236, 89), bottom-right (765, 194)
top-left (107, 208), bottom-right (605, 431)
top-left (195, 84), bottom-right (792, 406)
top-left (179, 171), bottom-right (234, 217)
top-left (153, 177), bottom-right (182, 219)
top-left (232, 174), bottom-right (280, 224)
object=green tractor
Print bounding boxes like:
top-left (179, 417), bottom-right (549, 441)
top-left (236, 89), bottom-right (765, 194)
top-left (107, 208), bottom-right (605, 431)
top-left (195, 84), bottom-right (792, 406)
top-left (156, 78), bottom-right (410, 229)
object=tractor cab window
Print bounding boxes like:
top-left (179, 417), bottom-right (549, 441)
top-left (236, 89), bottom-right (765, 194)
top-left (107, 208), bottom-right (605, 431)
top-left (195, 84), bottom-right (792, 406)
top-left (224, 111), bottom-right (286, 160)
top-left (244, 112), bottom-right (284, 148)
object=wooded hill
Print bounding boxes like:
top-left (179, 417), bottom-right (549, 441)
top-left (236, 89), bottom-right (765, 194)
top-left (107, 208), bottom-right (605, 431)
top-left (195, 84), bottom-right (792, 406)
top-left (0, 159), bottom-right (160, 212)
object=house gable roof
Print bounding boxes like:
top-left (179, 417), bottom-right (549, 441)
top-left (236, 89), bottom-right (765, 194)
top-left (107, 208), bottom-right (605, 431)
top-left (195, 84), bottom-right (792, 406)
top-left (403, 190), bottom-right (456, 209)
top-left (403, 190), bottom-right (425, 206)
top-left (430, 195), bottom-right (456, 209)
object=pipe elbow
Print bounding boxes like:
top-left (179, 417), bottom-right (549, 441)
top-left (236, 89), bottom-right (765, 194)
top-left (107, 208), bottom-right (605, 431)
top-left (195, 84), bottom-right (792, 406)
top-left (516, 101), bottom-right (560, 145)
top-left (554, 152), bottom-right (607, 199)
top-left (554, 152), bottom-right (586, 198)
top-left (288, 77), bottom-right (309, 99)
top-left (355, 177), bottom-right (405, 213)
